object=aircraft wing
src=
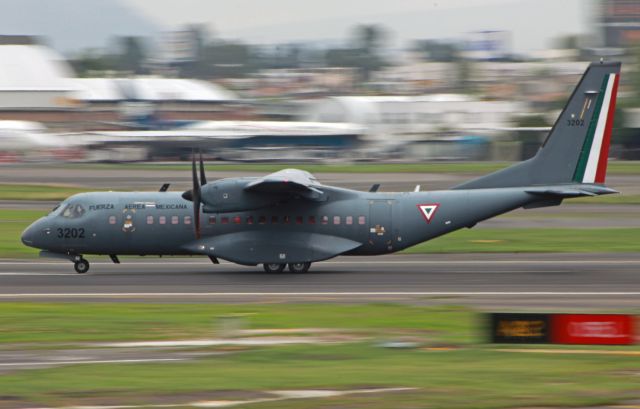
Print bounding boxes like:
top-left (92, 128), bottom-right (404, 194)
top-left (244, 168), bottom-right (325, 200)
top-left (182, 231), bottom-right (362, 265)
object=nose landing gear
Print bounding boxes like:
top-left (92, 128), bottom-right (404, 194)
top-left (73, 256), bottom-right (90, 274)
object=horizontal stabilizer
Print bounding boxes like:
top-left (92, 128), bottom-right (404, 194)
top-left (525, 184), bottom-right (618, 198)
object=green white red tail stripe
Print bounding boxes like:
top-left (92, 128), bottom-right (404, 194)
top-left (573, 73), bottom-right (620, 184)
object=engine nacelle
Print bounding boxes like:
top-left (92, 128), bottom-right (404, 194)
top-left (200, 179), bottom-right (281, 213)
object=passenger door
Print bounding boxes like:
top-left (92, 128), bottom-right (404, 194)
top-left (368, 200), bottom-right (393, 252)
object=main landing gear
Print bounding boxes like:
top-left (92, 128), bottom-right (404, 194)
top-left (73, 256), bottom-right (90, 274)
top-left (288, 262), bottom-right (311, 273)
top-left (263, 263), bottom-right (286, 273)
top-left (263, 262), bottom-right (311, 273)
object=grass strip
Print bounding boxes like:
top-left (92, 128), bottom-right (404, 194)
top-left (0, 303), bottom-right (637, 408)
top-left (404, 227), bottom-right (640, 253)
top-left (52, 160), bottom-right (640, 175)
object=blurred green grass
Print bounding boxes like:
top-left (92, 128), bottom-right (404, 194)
top-left (405, 227), bottom-right (640, 253)
top-left (0, 184), bottom-right (90, 201)
top-left (0, 303), bottom-right (471, 344)
top-left (61, 160), bottom-right (640, 175)
top-left (0, 303), bottom-right (638, 408)
top-left (2, 209), bottom-right (639, 258)
top-left (0, 209), bottom-right (45, 258)
top-left (1, 346), bottom-right (638, 409)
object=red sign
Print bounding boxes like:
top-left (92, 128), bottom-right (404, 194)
top-left (551, 314), bottom-right (635, 345)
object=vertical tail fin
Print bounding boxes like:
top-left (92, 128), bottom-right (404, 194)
top-left (455, 61), bottom-right (621, 190)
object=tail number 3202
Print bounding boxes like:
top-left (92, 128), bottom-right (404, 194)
top-left (56, 228), bottom-right (85, 239)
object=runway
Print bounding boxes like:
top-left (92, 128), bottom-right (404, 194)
top-left (1, 253), bottom-right (639, 308)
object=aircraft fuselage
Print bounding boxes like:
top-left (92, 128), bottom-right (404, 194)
top-left (22, 186), bottom-right (532, 264)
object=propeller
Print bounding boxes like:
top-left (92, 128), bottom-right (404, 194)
top-left (182, 150), bottom-right (208, 239)
top-left (199, 151), bottom-right (207, 185)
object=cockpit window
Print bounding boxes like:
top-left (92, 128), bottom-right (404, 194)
top-left (49, 203), bottom-right (62, 215)
top-left (61, 204), bottom-right (85, 219)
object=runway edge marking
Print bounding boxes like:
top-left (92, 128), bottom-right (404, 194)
top-left (1, 292), bottom-right (640, 298)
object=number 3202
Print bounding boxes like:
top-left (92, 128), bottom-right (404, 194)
top-left (56, 228), bottom-right (85, 239)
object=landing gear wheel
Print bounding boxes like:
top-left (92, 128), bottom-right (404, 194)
top-left (288, 262), bottom-right (311, 273)
top-left (263, 263), bottom-right (286, 273)
top-left (74, 258), bottom-right (90, 274)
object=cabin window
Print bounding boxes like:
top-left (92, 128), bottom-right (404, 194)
top-left (271, 215), bottom-right (279, 224)
top-left (171, 216), bottom-right (179, 225)
top-left (108, 215), bottom-right (116, 225)
top-left (296, 216), bottom-right (303, 224)
top-left (221, 217), bottom-right (229, 224)
top-left (283, 216), bottom-right (290, 224)
top-left (258, 216), bottom-right (267, 224)
top-left (246, 216), bottom-right (254, 224)
top-left (209, 216), bottom-right (216, 224)
top-left (346, 216), bottom-right (353, 225)
top-left (184, 216), bottom-right (192, 225)
top-left (146, 215), bottom-right (154, 224)
top-left (321, 216), bottom-right (329, 225)
top-left (159, 216), bottom-right (166, 225)
top-left (333, 216), bottom-right (341, 225)
top-left (308, 216), bottom-right (316, 224)
top-left (358, 216), bottom-right (366, 225)
top-left (233, 216), bottom-right (241, 224)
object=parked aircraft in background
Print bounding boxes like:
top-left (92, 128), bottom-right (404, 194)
top-left (21, 62), bottom-right (621, 274)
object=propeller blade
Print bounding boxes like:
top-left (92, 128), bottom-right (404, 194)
top-left (194, 195), bottom-right (201, 239)
top-left (191, 151), bottom-right (202, 239)
top-left (199, 151), bottom-right (207, 186)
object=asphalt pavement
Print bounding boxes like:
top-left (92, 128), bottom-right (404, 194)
top-left (1, 253), bottom-right (639, 308)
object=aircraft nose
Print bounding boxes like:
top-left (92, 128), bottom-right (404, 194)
top-left (21, 219), bottom-right (44, 248)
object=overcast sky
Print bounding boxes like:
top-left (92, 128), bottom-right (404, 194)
top-left (128, 0), bottom-right (594, 52)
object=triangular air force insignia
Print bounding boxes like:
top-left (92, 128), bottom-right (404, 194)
top-left (417, 204), bottom-right (439, 223)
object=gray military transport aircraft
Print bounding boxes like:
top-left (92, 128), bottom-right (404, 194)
top-left (22, 61), bottom-right (621, 274)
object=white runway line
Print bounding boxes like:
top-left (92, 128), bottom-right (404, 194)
top-left (1, 258), bottom-right (640, 266)
top-left (0, 292), bottom-right (639, 298)
top-left (0, 272), bottom-right (76, 276)
top-left (17, 387), bottom-right (416, 409)
top-left (0, 358), bottom-right (185, 367)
